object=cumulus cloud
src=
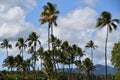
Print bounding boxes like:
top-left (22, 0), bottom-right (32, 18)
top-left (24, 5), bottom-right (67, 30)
top-left (58, 7), bottom-right (97, 30)
top-left (0, 0), bottom-right (38, 41)
top-left (53, 7), bottom-right (97, 50)
top-left (0, 0), bottom-right (36, 12)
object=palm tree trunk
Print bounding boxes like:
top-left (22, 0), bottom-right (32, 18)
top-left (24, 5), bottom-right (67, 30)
top-left (50, 24), bottom-right (54, 50)
top-left (105, 26), bottom-right (109, 80)
top-left (6, 48), bottom-right (9, 71)
top-left (51, 24), bottom-right (53, 36)
top-left (22, 47), bottom-right (23, 59)
top-left (91, 48), bottom-right (93, 63)
top-left (48, 24), bottom-right (50, 50)
top-left (40, 56), bottom-right (42, 70)
top-left (33, 45), bottom-right (37, 79)
top-left (6, 48), bottom-right (8, 57)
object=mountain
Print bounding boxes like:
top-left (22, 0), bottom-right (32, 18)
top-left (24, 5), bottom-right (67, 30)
top-left (92, 64), bottom-right (117, 75)
top-left (56, 64), bottom-right (117, 75)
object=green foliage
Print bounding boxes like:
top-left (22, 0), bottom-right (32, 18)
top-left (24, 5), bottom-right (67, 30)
top-left (56, 72), bottom-right (68, 80)
top-left (111, 41), bottom-right (120, 70)
top-left (115, 72), bottom-right (120, 80)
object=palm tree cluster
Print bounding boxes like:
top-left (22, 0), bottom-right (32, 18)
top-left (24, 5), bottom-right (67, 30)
top-left (0, 33), bottom-right (98, 80)
top-left (0, 2), bottom-right (119, 80)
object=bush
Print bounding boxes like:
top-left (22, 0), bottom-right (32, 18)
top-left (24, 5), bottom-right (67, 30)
top-left (115, 72), bottom-right (120, 80)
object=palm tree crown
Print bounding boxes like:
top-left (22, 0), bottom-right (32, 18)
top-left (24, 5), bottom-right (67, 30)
top-left (16, 38), bottom-right (27, 57)
top-left (96, 11), bottom-right (120, 32)
top-left (26, 32), bottom-right (41, 47)
top-left (40, 2), bottom-right (59, 27)
top-left (85, 40), bottom-right (98, 62)
top-left (0, 39), bottom-right (12, 57)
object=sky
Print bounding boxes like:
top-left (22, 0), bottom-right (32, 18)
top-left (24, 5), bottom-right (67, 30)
top-left (0, 0), bottom-right (120, 70)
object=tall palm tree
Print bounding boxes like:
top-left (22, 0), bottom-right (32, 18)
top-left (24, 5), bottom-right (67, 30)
top-left (0, 39), bottom-right (12, 57)
top-left (26, 32), bottom-right (41, 76)
top-left (40, 2), bottom-right (59, 50)
top-left (85, 40), bottom-right (98, 63)
top-left (96, 11), bottom-right (120, 80)
top-left (16, 38), bottom-right (27, 58)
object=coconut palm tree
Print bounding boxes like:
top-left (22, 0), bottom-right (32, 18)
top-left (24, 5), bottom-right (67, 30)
top-left (26, 32), bottom-right (41, 77)
top-left (16, 38), bottom-right (27, 58)
top-left (82, 58), bottom-right (95, 80)
top-left (40, 2), bottom-right (59, 50)
top-left (37, 47), bottom-right (44, 70)
top-left (0, 39), bottom-right (12, 57)
top-left (15, 54), bottom-right (23, 71)
top-left (85, 40), bottom-right (98, 63)
top-left (42, 50), bottom-right (54, 80)
top-left (2, 55), bottom-right (15, 71)
top-left (28, 46), bottom-right (35, 70)
top-left (96, 11), bottom-right (120, 80)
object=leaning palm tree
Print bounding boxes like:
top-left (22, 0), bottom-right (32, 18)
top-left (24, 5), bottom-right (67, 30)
top-left (40, 2), bottom-right (59, 50)
top-left (16, 38), bottom-right (27, 58)
top-left (85, 40), bottom-right (98, 63)
top-left (0, 39), bottom-right (12, 57)
top-left (96, 11), bottom-right (120, 80)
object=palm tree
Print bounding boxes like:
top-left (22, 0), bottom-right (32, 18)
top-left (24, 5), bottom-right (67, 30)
top-left (82, 58), bottom-right (95, 80)
top-left (0, 39), bottom-right (12, 57)
top-left (15, 55), bottom-right (23, 71)
top-left (85, 40), bottom-right (98, 63)
top-left (96, 11), bottom-right (120, 80)
top-left (16, 38), bottom-right (27, 58)
top-left (42, 50), bottom-right (54, 80)
top-left (28, 46), bottom-right (35, 70)
top-left (37, 47), bottom-right (44, 70)
top-left (40, 2), bottom-right (59, 50)
top-left (26, 32), bottom-right (41, 77)
top-left (2, 55), bottom-right (15, 71)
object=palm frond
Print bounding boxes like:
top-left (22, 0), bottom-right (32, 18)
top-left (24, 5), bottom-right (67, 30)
top-left (112, 19), bottom-right (120, 24)
top-left (108, 25), bottom-right (112, 33)
top-left (96, 18), bottom-right (106, 28)
top-left (111, 23), bottom-right (117, 30)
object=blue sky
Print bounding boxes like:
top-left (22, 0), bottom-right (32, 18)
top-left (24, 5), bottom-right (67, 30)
top-left (0, 0), bottom-right (120, 70)
top-left (26, 0), bottom-right (120, 27)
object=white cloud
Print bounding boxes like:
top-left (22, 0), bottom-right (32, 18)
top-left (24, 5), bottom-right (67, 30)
top-left (2, 6), bottom-right (25, 22)
top-left (54, 7), bottom-right (97, 49)
top-left (58, 7), bottom-right (97, 30)
top-left (0, 0), bottom-right (36, 12)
